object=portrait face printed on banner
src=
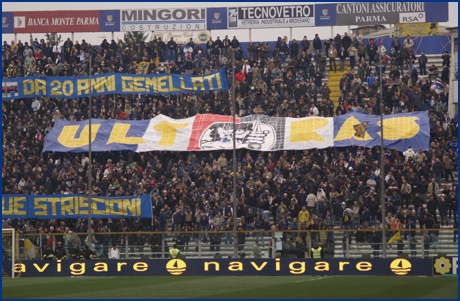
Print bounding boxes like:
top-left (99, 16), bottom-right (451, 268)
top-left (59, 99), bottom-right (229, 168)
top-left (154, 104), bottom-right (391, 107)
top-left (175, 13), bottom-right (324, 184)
top-left (199, 120), bottom-right (275, 151)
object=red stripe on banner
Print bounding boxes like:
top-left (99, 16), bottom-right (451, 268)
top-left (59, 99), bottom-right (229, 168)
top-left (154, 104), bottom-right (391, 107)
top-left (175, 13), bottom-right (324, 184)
top-left (13, 11), bottom-right (101, 33)
top-left (187, 114), bottom-right (240, 151)
top-left (2, 86), bottom-right (18, 92)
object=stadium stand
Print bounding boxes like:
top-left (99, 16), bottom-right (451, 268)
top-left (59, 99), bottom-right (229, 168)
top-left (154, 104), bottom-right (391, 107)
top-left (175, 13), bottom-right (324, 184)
top-left (2, 33), bottom-right (457, 260)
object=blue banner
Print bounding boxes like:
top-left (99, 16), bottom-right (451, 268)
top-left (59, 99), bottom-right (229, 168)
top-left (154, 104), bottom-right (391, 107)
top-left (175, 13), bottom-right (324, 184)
top-left (333, 112), bottom-right (430, 151)
top-left (1, 69), bottom-right (228, 100)
top-left (2, 195), bottom-right (153, 219)
top-left (315, 4), bottom-right (336, 27)
top-left (207, 7), bottom-right (228, 30)
top-left (44, 119), bottom-right (151, 153)
top-left (100, 10), bottom-right (120, 32)
top-left (2, 12), bottom-right (14, 34)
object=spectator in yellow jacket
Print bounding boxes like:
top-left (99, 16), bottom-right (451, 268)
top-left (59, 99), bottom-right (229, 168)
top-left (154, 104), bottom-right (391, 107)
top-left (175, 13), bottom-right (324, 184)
top-left (298, 206), bottom-right (310, 224)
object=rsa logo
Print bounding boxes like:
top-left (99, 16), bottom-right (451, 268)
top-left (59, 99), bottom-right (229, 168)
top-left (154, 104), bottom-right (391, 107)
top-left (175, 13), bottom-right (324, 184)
top-left (400, 12), bottom-right (425, 23)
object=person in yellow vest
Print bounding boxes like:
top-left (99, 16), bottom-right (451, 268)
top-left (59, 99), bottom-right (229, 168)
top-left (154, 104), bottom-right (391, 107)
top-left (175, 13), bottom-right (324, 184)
top-left (311, 243), bottom-right (323, 259)
top-left (169, 244), bottom-right (180, 259)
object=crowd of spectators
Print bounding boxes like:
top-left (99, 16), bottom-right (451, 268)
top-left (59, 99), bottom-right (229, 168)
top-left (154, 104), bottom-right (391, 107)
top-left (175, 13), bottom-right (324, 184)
top-left (2, 31), bottom-right (457, 258)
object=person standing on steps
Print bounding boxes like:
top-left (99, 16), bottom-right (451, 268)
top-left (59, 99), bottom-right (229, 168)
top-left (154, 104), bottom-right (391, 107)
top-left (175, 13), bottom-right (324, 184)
top-left (328, 45), bottom-right (337, 72)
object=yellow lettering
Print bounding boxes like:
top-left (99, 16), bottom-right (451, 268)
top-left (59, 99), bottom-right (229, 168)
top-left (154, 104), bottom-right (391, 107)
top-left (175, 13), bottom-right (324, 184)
top-left (62, 80), bottom-right (74, 97)
top-left (289, 262), bottom-right (305, 274)
top-left (133, 262), bottom-right (148, 272)
top-left (50, 80), bottom-right (62, 96)
top-left (70, 263), bottom-right (85, 275)
top-left (203, 74), bottom-right (215, 90)
top-left (57, 259), bottom-right (62, 272)
top-left (122, 198), bottom-right (139, 216)
top-left (12, 197), bottom-right (26, 216)
top-left (276, 258), bottom-right (280, 271)
top-left (47, 197), bottom-right (61, 216)
top-left (117, 262), bottom-right (127, 272)
top-left (168, 76), bottom-right (180, 92)
top-left (204, 262), bottom-right (220, 271)
top-left (215, 71), bottom-right (222, 89)
top-left (107, 75), bottom-right (116, 91)
top-left (157, 76), bottom-right (168, 93)
top-left (23, 79), bottom-right (34, 95)
top-left (339, 261), bottom-right (350, 271)
top-left (92, 198), bottom-right (105, 215)
top-left (78, 196), bottom-right (88, 215)
top-left (192, 77), bottom-right (205, 91)
top-left (14, 263), bottom-right (25, 273)
top-left (250, 262), bottom-right (267, 271)
top-left (228, 262), bottom-right (243, 271)
top-left (34, 198), bottom-right (48, 216)
top-left (334, 116), bottom-right (372, 141)
top-left (2, 197), bottom-right (13, 215)
top-left (121, 76), bottom-right (133, 92)
top-left (33, 263), bottom-right (49, 273)
top-left (180, 78), bottom-right (193, 90)
top-left (145, 77), bottom-right (157, 92)
top-left (94, 262), bottom-right (108, 272)
top-left (107, 124), bottom-right (146, 145)
top-left (91, 78), bottom-right (99, 93)
top-left (289, 118), bottom-right (329, 143)
top-left (314, 261), bottom-right (330, 272)
top-left (105, 199), bottom-right (111, 215)
top-left (77, 79), bottom-right (89, 95)
top-left (60, 197), bottom-right (74, 216)
top-left (108, 199), bottom-right (123, 216)
top-left (57, 125), bottom-right (101, 148)
top-left (133, 77), bottom-right (145, 92)
top-left (378, 117), bottom-right (420, 140)
top-left (153, 120), bottom-right (188, 147)
top-left (91, 76), bottom-right (114, 93)
top-left (35, 79), bottom-right (46, 95)
top-left (356, 261), bottom-right (372, 272)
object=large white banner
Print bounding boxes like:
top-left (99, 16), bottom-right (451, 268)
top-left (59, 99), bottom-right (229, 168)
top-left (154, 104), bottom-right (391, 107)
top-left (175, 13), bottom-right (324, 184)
top-left (43, 112), bottom-right (429, 153)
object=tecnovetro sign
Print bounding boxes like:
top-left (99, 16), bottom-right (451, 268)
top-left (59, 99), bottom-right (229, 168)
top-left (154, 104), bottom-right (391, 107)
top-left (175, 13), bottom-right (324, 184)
top-left (317, 2), bottom-right (449, 26)
top-left (120, 8), bottom-right (206, 31)
top-left (5, 258), bottom-right (433, 277)
top-left (228, 5), bottom-right (315, 29)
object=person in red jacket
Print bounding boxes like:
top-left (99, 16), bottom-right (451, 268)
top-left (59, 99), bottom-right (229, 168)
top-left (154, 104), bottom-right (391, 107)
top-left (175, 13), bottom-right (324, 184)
top-left (235, 71), bottom-right (245, 83)
top-left (118, 111), bottom-right (128, 120)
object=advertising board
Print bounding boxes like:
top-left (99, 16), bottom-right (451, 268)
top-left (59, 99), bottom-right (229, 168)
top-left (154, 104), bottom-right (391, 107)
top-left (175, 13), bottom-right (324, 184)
top-left (228, 5), bottom-right (315, 29)
top-left (13, 10), bottom-right (101, 33)
top-left (433, 256), bottom-right (458, 275)
top-left (315, 2), bottom-right (448, 26)
top-left (120, 8), bottom-right (206, 32)
top-left (5, 258), bottom-right (434, 277)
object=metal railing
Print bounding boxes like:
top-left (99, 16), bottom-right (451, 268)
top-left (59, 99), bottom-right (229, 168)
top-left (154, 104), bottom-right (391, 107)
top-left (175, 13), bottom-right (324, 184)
top-left (12, 228), bottom-right (458, 260)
